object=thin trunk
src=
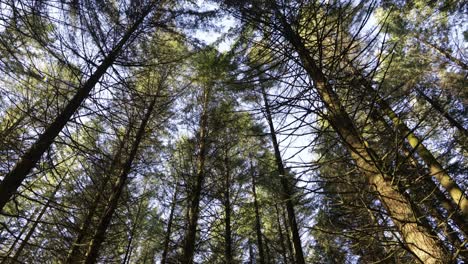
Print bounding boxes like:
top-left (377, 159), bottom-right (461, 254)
top-left (281, 207), bottom-right (294, 263)
top-left (260, 86), bottom-right (305, 264)
top-left (264, 235), bottom-right (272, 264)
top-left (419, 37), bottom-right (468, 70)
top-left (1, 210), bottom-right (36, 264)
top-left (9, 179), bottom-right (63, 263)
top-left (65, 183), bottom-right (107, 263)
top-left (275, 8), bottom-right (448, 262)
top-left (431, 189), bottom-right (468, 237)
top-left (181, 85), bottom-right (210, 264)
top-left (249, 241), bottom-right (254, 264)
top-left (224, 151), bottom-right (233, 264)
top-left (274, 204), bottom-right (288, 264)
top-left (251, 159), bottom-right (265, 264)
top-left (122, 183), bottom-right (148, 264)
top-left (431, 204), bottom-right (465, 254)
top-left (0, 5), bottom-right (153, 211)
top-left (65, 126), bottom-right (132, 264)
top-left (415, 88), bottom-right (467, 137)
top-left (83, 97), bottom-right (157, 264)
top-left (351, 64), bottom-right (468, 218)
top-left (161, 179), bottom-right (180, 264)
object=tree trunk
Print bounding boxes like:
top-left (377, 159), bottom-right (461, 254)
top-left (181, 85), bottom-right (210, 264)
top-left (251, 159), bottom-right (265, 264)
top-left (1, 210), bottom-right (35, 264)
top-left (83, 97), bottom-right (157, 264)
top-left (402, 143), bottom-right (468, 237)
top-left (123, 183), bottom-right (148, 264)
top-left (418, 37), bottom-right (468, 70)
top-left (415, 88), bottom-right (467, 137)
top-left (161, 179), bottom-right (179, 264)
top-left (281, 206), bottom-right (294, 263)
top-left (248, 241), bottom-right (254, 264)
top-left (224, 150), bottom-right (233, 264)
top-left (274, 7), bottom-right (448, 263)
top-left (368, 94), bottom-right (468, 237)
top-left (0, 6), bottom-right (153, 211)
top-left (350, 64), bottom-right (468, 218)
top-left (264, 235), bottom-right (272, 264)
top-left (260, 86), bottom-right (305, 264)
top-left (9, 179), bottom-right (63, 263)
top-left (274, 204), bottom-right (289, 264)
top-left (65, 126), bottom-right (132, 263)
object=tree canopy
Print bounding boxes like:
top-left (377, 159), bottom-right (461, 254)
top-left (0, 0), bottom-right (466, 263)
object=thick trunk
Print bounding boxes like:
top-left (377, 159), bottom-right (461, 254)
top-left (181, 86), bottom-right (210, 264)
top-left (275, 9), bottom-right (448, 263)
top-left (351, 65), bottom-right (468, 218)
top-left (83, 97), bottom-right (157, 264)
top-left (0, 7), bottom-right (152, 211)
top-left (251, 160), bottom-right (265, 264)
top-left (370, 96), bottom-right (467, 237)
top-left (260, 86), bottom-right (305, 264)
top-left (161, 180), bottom-right (179, 264)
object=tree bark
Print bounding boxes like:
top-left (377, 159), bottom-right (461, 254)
top-left (260, 86), bottom-right (305, 264)
top-left (161, 179), bottom-right (179, 264)
top-left (415, 88), bottom-right (467, 137)
top-left (367, 93), bottom-right (468, 237)
top-left (181, 85), bottom-right (210, 264)
top-left (65, 126), bottom-right (131, 264)
top-left (224, 150), bottom-right (233, 264)
top-left (419, 37), bottom-right (468, 70)
top-left (281, 206), bottom-right (294, 264)
top-left (274, 204), bottom-right (289, 264)
top-left (8, 179), bottom-right (63, 263)
top-left (251, 159), bottom-right (265, 264)
top-left (122, 183), bottom-right (148, 264)
top-left (350, 64), bottom-right (468, 218)
top-left (274, 6), bottom-right (448, 263)
top-left (83, 97), bottom-right (157, 264)
top-left (0, 5), bottom-right (153, 211)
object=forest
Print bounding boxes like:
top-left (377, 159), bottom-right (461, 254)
top-left (0, 0), bottom-right (466, 263)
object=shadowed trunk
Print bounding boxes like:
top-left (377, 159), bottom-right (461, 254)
top-left (122, 183), bottom-right (148, 264)
top-left (260, 86), bottom-right (305, 264)
top-left (224, 150), bottom-right (233, 264)
top-left (161, 179), bottom-right (179, 264)
top-left (275, 204), bottom-right (289, 264)
top-left (418, 37), bottom-right (468, 70)
top-left (66, 126), bottom-right (132, 263)
top-left (0, 5), bottom-right (153, 211)
top-left (415, 88), bottom-right (467, 137)
top-left (251, 159), bottom-right (265, 264)
top-left (5, 177), bottom-right (63, 263)
top-left (83, 97), bottom-right (157, 264)
top-left (181, 85), bottom-right (210, 263)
